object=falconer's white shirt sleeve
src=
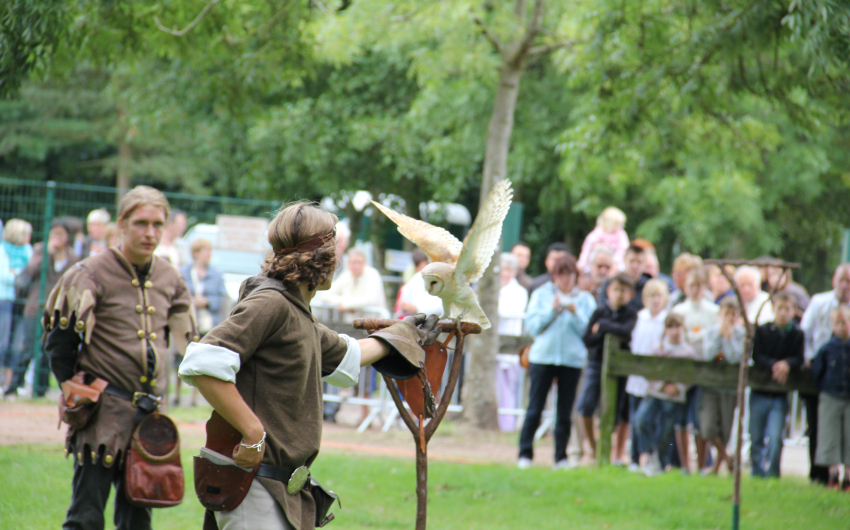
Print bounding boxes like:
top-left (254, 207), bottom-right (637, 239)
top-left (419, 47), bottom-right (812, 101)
top-left (322, 334), bottom-right (361, 388)
top-left (177, 342), bottom-right (241, 387)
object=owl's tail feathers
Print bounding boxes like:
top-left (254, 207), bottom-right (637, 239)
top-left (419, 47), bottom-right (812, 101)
top-left (449, 301), bottom-right (491, 331)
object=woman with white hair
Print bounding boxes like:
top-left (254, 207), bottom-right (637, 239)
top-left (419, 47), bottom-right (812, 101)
top-left (82, 208), bottom-right (111, 257)
top-left (0, 219), bottom-right (32, 388)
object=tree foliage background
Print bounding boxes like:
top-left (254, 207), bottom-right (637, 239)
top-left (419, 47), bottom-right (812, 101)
top-left (2, 0), bottom-right (850, 294)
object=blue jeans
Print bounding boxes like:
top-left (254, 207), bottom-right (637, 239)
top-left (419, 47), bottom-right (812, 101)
top-left (635, 397), bottom-right (686, 461)
top-left (749, 391), bottom-right (789, 477)
top-left (629, 395), bottom-right (643, 463)
top-left (0, 300), bottom-right (14, 368)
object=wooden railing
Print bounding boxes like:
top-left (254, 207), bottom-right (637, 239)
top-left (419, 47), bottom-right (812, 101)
top-left (597, 335), bottom-right (818, 465)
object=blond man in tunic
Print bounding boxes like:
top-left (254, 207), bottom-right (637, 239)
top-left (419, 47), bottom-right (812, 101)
top-left (43, 186), bottom-right (197, 530)
top-left (179, 202), bottom-right (437, 530)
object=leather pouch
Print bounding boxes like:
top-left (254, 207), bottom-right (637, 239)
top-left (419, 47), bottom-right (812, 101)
top-left (58, 372), bottom-right (108, 431)
top-left (193, 411), bottom-right (257, 511)
top-left (518, 344), bottom-right (531, 370)
top-left (124, 411), bottom-right (184, 508)
top-left (310, 478), bottom-right (340, 528)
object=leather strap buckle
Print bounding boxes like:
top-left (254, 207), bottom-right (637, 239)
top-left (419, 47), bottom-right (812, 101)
top-left (132, 392), bottom-right (161, 411)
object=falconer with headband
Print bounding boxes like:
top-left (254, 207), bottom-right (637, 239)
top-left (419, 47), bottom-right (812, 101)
top-left (274, 229), bottom-right (336, 257)
top-left (269, 214), bottom-right (428, 380)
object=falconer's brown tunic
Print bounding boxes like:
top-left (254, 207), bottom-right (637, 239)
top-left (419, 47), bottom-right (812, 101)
top-left (196, 275), bottom-right (349, 529)
top-left (43, 248), bottom-right (197, 465)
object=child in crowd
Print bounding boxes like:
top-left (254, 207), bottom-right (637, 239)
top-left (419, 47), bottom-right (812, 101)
top-left (672, 268), bottom-right (719, 471)
top-left (626, 279), bottom-right (670, 471)
top-left (577, 206), bottom-right (630, 273)
top-left (708, 264), bottom-right (736, 304)
top-left (749, 291), bottom-right (804, 478)
top-left (668, 253), bottom-right (706, 309)
top-left (578, 273), bottom-right (638, 463)
top-left (634, 314), bottom-right (697, 476)
top-left (700, 296), bottom-right (745, 475)
top-left (811, 305), bottom-right (850, 490)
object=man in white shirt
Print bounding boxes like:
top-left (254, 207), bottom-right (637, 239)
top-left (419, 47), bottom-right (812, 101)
top-left (499, 253), bottom-right (528, 336)
top-left (395, 249), bottom-right (443, 318)
top-left (496, 253), bottom-right (528, 432)
top-left (735, 266), bottom-right (774, 325)
top-left (319, 248), bottom-right (387, 320)
top-left (800, 263), bottom-right (850, 484)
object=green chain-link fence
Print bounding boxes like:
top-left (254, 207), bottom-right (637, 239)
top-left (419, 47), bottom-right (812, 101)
top-left (0, 177), bottom-right (280, 397)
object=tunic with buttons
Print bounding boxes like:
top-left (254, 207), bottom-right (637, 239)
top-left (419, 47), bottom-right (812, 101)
top-left (43, 248), bottom-right (197, 466)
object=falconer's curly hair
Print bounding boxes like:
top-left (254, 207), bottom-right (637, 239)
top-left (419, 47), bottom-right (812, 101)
top-left (261, 201), bottom-right (339, 290)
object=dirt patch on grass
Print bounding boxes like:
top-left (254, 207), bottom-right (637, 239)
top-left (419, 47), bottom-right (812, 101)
top-left (0, 399), bottom-right (812, 476)
top-left (0, 400), bottom-right (538, 465)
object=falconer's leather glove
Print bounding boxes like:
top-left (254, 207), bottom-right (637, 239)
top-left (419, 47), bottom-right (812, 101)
top-left (370, 314), bottom-right (441, 380)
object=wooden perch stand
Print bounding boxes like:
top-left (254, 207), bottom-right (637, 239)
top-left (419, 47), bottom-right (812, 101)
top-left (353, 318), bottom-right (481, 530)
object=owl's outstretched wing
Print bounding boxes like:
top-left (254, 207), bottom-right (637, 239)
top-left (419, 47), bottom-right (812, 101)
top-left (371, 201), bottom-right (463, 265)
top-left (454, 179), bottom-right (513, 284)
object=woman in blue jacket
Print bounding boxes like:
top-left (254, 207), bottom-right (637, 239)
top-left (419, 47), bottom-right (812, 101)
top-left (518, 254), bottom-right (596, 470)
top-left (176, 237), bottom-right (227, 406)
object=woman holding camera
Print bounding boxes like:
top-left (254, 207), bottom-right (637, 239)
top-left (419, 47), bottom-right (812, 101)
top-left (517, 254), bottom-right (596, 470)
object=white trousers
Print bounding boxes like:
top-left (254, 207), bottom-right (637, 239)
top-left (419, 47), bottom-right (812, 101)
top-left (215, 479), bottom-right (295, 530)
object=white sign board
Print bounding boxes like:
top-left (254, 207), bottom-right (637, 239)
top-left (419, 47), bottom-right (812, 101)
top-left (384, 249), bottom-right (412, 272)
top-left (215, 215), bottom-right (269, 253)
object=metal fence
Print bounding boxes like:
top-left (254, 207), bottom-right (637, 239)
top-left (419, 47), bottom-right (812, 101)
top-left (0, 177), bottom-right (280, 397)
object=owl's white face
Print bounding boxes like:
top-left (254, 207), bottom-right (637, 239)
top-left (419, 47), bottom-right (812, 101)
top-left (423, 274), bottom-right (444, 296)
top-left (421, 262), bottom-right (454, 297)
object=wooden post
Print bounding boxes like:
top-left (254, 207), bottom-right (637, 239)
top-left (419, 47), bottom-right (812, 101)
top-left (704, 258), bottom-right (799, 530)
top-left (597, 335), bottom-right (618, 465)
top-left (360, 319), bottom-right (477, 530)
top-left (415, 421), bottom-right (428, 529)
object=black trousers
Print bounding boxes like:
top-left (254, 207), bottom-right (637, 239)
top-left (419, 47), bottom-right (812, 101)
top-left (804, 394), bottom-right (830, 484)
top-left (64, 443), bottom-right (151, 530)
top-left (519, 363), bottom-right (582, 463)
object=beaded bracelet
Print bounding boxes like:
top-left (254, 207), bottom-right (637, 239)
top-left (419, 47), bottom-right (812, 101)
top-left (240, 431), bottom-right (266, 452)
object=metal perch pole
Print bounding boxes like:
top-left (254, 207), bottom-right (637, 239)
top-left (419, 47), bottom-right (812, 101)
top-left (705, 258), bottom-right (799, 530)
top-left (353, 318), bottom-right (482, 530)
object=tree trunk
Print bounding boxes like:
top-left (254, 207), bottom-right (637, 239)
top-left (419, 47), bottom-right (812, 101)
top-left (463, 64), bottom-right (524, 429)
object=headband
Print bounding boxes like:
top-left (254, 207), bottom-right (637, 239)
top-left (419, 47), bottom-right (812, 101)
top-left (274, 229), bottom-right (336, 256)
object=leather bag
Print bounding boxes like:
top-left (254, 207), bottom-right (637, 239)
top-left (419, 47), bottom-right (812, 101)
top-left (310, 478), bottom-right (340, 527)
top-left (58, 372), bottom-right (108, 431)
top-left (518, 344), bottom-right (531, 370)
top-left (124, 411), bottom-right (184, 508)
top-left (193, 411), bottom-right (258, 512)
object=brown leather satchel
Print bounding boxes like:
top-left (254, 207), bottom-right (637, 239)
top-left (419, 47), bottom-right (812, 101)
top-left (57, 371), bottom-right (108, 430)
top-left (124, 411), bottom-right (184, 508)
top-left (193, 411), bottom-right (258, 512)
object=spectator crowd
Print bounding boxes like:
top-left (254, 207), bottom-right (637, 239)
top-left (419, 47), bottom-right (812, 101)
top-left (509, 206), bottom-right (850, 491)
top-left (3, 202), bottom-right (850, 491)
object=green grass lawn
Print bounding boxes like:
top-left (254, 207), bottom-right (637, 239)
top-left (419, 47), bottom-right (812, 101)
top-left (1, 443), bottom-right (847, 530)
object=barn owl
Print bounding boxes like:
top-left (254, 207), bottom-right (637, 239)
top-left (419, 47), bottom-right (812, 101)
top-left (371, 180), bottom-right (513, 330)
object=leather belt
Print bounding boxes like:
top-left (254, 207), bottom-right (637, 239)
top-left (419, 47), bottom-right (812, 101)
top-left (103, 384), bottom-right (160, 415)
top-left (256, 463), bottom-right (311, 495)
